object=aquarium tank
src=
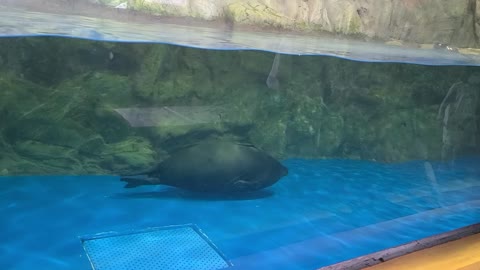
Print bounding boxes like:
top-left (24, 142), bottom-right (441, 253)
top-left (1, 0), bottom-right (479, 269)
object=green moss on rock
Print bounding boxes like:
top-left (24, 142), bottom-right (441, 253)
top-left (0, 37), bottom-right (479, 177)
top-left (100, 136), bottom-right (157, 172)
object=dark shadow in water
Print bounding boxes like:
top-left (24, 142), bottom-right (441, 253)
top-left (111, 188), bottom-right (275, 201)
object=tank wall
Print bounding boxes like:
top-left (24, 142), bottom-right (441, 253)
top-left (0, 37), bottom-right (479, 176)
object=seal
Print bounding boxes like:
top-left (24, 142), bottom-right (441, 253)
top-left (120, 140), bottom-right (288, 193)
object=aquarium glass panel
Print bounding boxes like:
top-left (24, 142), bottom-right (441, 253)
top-left (1, 1), bottom-right (480, 269)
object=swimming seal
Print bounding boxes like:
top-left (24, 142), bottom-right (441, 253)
top-left (120, 140), bottom-right (288, 193)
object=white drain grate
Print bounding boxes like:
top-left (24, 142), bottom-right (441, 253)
top-left (80, 224), bottom-right (232, 270)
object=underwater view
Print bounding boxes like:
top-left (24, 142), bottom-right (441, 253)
top-left (1, 0), bottom-right (480, 267)
top-left (0, 36), bottom-right (479, 270)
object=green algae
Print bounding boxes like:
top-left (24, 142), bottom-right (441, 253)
top-left (0, 37), bottom-right (478, 175)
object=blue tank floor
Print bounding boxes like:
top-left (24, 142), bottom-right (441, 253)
top-left (1, 156), bottom-right (480, 270)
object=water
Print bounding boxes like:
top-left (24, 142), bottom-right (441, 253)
top-left (1, 4), bottom-right (480, 66)
top-left (1, 10), bottom-right (480, 268)
top-left (1, 156), bottom-right (479, 270)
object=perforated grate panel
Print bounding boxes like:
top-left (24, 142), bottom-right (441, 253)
top-left (80, 224), bottom-right (231, 270)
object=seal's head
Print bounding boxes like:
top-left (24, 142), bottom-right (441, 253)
top-left (229, 161), bottom-right (288, 193)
